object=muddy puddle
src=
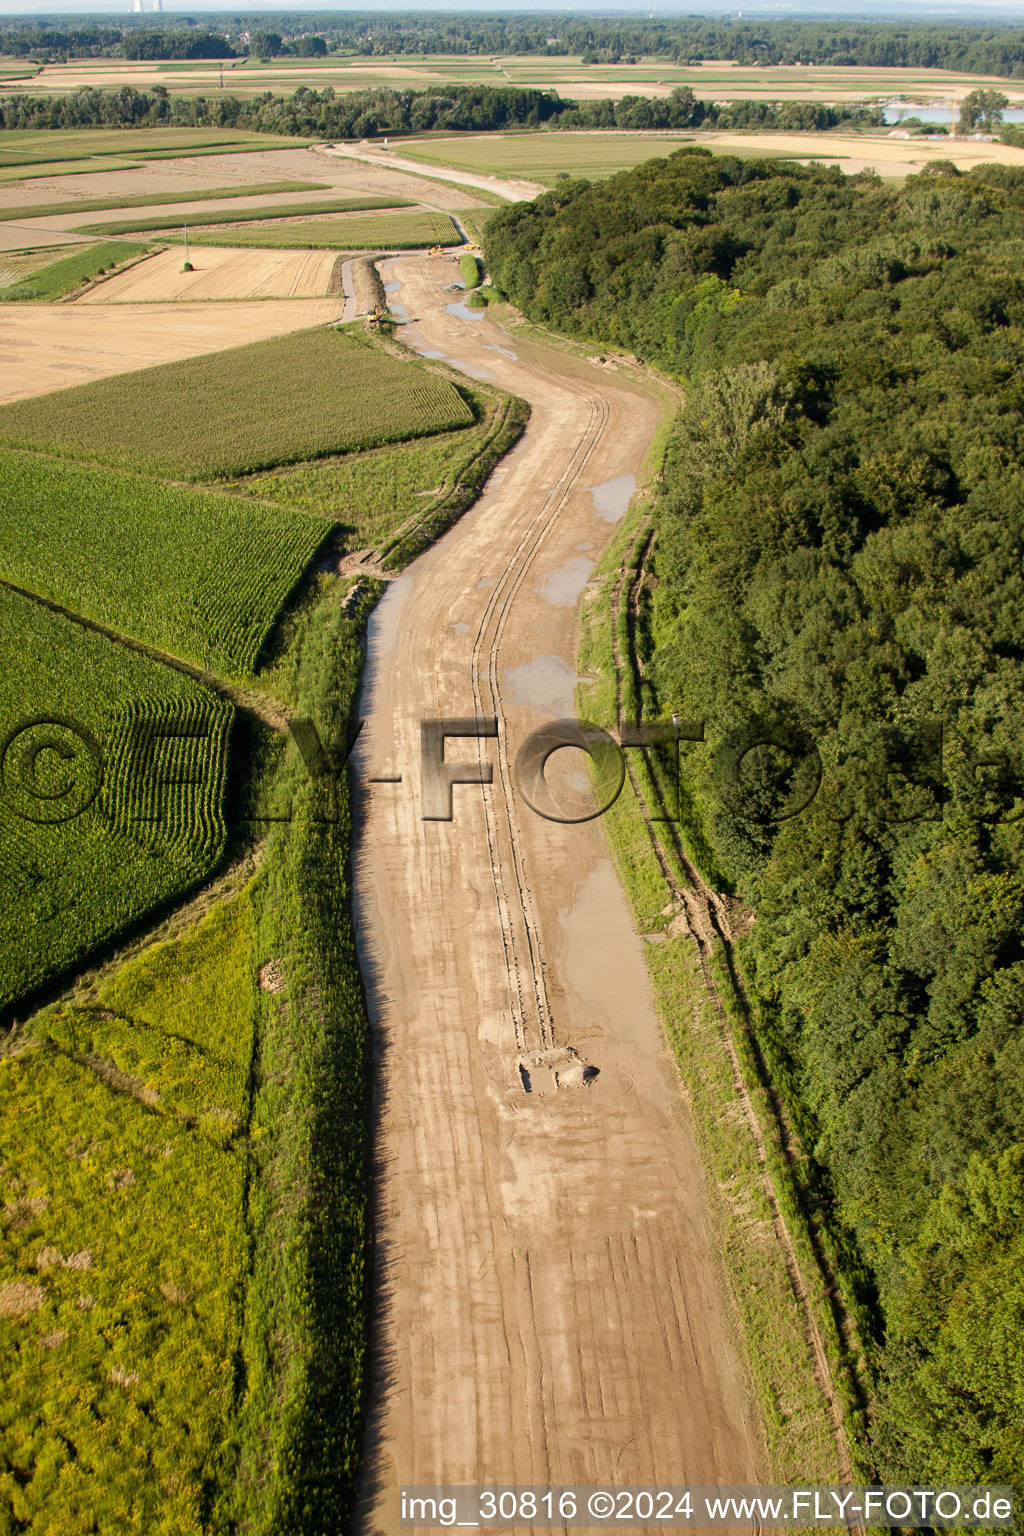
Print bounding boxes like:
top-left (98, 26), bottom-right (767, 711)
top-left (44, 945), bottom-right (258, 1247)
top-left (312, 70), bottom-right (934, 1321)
top-left (561, 861), bottom-right (661, 1060)
top-left (446, 299), bottom-right (480, 321)
top-left (503, 655), bottom-right (580, 716)
top-left (537, 555), bottom-right (594, 607)
top-left (590, 474), bottom-right (637, 523)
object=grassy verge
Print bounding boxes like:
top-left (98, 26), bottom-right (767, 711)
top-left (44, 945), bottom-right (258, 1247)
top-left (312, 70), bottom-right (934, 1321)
top-left (0, 181), bottom-right (329, 222)
top-left (577, 492), bottom-right (852, 1484)
top-left (230, 577), bottom-right (377, 1535)
top-left (0, 239), bottom-right (147, 300)
top-left (71, 196), bottom-right (410, 236)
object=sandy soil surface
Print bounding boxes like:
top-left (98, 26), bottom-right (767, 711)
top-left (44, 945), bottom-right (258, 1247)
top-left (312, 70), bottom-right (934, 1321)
top-left (352, 253), bottom-right (763, 1533)
top-left (325, 142), bottom-right (545, 202)
top-left (78, 245), bottom-right (337, 302)
top-left (0, 297), bottom-right (341, 402)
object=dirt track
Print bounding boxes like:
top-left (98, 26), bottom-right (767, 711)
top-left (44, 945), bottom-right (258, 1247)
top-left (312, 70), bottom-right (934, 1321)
top-left (353, 257), bottom-right (763, 1532)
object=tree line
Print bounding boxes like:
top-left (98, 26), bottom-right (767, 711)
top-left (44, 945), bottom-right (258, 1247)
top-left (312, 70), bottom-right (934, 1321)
top-left (0, 81), bottom-right (882, 138)
top-left (485, 150), bottom-right (1024, 1487)
top-left (2, 14), bottom-right (1024, 76)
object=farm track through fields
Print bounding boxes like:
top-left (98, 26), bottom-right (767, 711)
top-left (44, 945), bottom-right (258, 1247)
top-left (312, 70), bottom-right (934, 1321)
top-left (352, 252), bottom-right (772, 1532)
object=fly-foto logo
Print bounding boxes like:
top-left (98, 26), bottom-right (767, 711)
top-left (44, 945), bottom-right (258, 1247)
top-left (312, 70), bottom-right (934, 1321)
top-left (2, 708), bottom-right (1020, 831)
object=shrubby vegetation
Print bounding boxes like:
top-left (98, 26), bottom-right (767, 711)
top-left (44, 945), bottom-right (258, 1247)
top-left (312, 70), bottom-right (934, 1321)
top-left (486, 150), bottom-right (1024, 1485)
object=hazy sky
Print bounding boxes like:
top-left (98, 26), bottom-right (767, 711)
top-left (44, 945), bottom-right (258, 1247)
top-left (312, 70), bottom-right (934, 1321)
top-left (1, 1), bottom-right (1023, 18)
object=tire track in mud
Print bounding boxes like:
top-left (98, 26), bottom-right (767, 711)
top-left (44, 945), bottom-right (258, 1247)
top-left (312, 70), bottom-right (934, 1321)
top-left (470, 392), bottom-right (610, 1056)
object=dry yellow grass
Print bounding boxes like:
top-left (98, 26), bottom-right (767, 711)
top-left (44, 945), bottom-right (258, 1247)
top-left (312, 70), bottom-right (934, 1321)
top-left (0, 1280), bottom-right (45, 1319)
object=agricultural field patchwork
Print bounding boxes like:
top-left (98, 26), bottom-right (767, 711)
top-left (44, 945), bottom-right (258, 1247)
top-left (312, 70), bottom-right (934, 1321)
top-left (72, 195), bottom-right (410, 236)
top-left (0, 181), bottom-right (330, 222)
top-left (0, 890), bottom-right (256, 1530)
top-left (0, 326), bottom-right (475, 482)
top-left (0, 240), bottom-right (148, 302)
top-left (399, 132), bottom-right (701, 183)
top-left (187, 209), bottom-right (460, 250)
top-left (0, 586), bottom-right (233, 1012)
top-left (0, 127), bottom-right (307, 165)
top-left (238, 384), bottom-right (525, 566)
top-left (0, 449), bottom-right (329, 674)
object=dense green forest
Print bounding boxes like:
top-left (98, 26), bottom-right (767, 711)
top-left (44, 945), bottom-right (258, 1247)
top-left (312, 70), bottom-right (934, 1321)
top-left (486, 152), bottom-right (1024, 1484)
top-left (0, 81), bottom-right (881, 136)
top-left (2, 13), bottom-right (1024, 76)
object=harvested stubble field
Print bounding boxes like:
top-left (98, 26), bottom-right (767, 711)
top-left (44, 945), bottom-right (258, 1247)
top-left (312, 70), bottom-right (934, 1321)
top-left (187, 208), bottom-right (460, 250)
top-left (0, 891), bottom-right (257, 1530)
top-left (79, 245), bottom-right (338, 303)
top-left (0, 325), bottom-right (475, 480)
top-left (0, 448), bottom-right (329, 674)
top-left (0, 585), bottom-right (233, 1012)
top-left (73, 195), bottom-right (410, 236)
